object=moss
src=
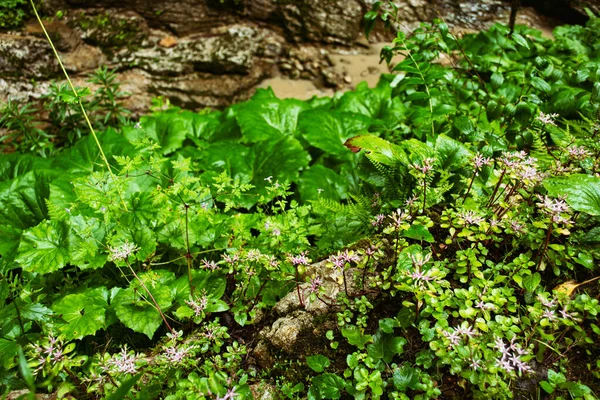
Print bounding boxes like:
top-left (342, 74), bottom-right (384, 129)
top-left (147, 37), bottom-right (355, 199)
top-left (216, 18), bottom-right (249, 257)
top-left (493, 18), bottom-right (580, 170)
top-left (70, 11), bottom-right (145, 51)
top-left (0, 0), bottom-right (29, 30)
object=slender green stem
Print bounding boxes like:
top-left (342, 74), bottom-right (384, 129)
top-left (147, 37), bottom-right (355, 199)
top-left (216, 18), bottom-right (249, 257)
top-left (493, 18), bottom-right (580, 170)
top-left (29, 0), bottom-right (128, 211)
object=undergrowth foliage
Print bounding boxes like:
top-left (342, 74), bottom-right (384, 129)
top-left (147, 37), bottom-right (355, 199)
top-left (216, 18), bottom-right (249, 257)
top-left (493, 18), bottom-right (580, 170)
top-left (1, 4), bottom-right (600, 400)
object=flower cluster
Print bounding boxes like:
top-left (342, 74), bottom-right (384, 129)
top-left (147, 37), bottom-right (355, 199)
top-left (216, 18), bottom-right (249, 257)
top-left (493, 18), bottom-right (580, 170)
top-left (536, 195), bottom-right (573, 225)
top-left (186, 292), bottom-right (208, 317)
top-left (494, 337), bottom-right (532, 375)
top-left (105, 346), bottom-right (141, 375)
top-left (327, 250), bottom-right (361, 270)
top-left (108, 241), bottom-right (140, 262)
top-left (536, 111), bottom-right (559, 126)
top-left (32, 334), bottom-right (65, 373)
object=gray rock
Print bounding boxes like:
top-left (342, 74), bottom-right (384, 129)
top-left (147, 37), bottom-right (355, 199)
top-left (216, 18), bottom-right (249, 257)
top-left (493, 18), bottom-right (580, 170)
top-left (264, 310), bottom-right (314, 353)
top-left (0, 35), bottom-right (60, 79)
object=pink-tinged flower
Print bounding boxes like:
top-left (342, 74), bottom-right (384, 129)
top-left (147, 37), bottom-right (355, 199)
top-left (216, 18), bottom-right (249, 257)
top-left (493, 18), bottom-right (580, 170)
top-left (217, 387), bottom-right (239, 400)
top-left (408, 253), bottom-right (432, 268)
top-left (389, 209), bottom-right (411, 228)
top-left (163, 344), bottom-right (192, 364)
top-left (108, 241), bottom-right (139, 262)
top-left (536, 111), bottom-right (559, 126)
top-left (455, 325), bottom-right (478, 338)
top-left (567, 145), bottom-right (592, 160)
top-left (458, 210), bottom-right (485, 226)
top-left (405, 195), bottom-right (418, 208)
top-left (289, 252), bottom-right (310, 266)
top-left (537, 295), bottom-right (557, 309)
top-left (246, 249), bottom-right (262, 261)
top-left (307, 276), bottom-right (323, 295)
top-left (186, 294), bottom-right (208, 317)
top-left (411, 158), bottom-right (436, 174)
top-left (410, 270), bottom-right (433, 282)
top-left (221, 253), bottom-right (239, 265)
top-left (201, 259), bottom-right (219, 270)
top-left (493, 337), bottom-right (532, 375)
top-left (442, 329), bottom-right (461, 346)
top-left (559, 307), bottom-right (577, 320)
top-left (469, 358), bottom-right (482, 371)
top-left (471, 153), bottom-right (492, 175)
top-left (542, 309), bottom-right (557, 321)
top-left (371, 214), bottom-right (385, 227)
top-left (105, 346), bottom-right (140, 375)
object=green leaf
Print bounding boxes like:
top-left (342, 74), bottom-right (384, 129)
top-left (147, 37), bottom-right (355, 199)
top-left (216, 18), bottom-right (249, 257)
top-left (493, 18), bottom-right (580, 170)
top-left (306, 355), bottom-right (331, 373)
top-left (298, 165), bottom-right (350, 202)
top-left (124, 111), bottom-right (190, 155)
top-left (299, 110), bottom-right (371, 158)
top-left (402, 224), bottom-right (434, 243)
top-left (367, 331), bottom-right (407, 363)
top-left (531, 77), bottom-right (551, 93)
top-left (511, 33), bottom-right (529, 49)
top-left (345, 135), bottom-right (408, 167)
top-left (393, 364), bottom-right (419, 391)
top-left (310, 373), bottom-right (346, 400)
top-left (435, 134), bottom-right (472, 171)
top-left (337, 82), bottom-right (391, 118)
top-left (68, 215), bottom-right (107, 270)
top-left (18, 347), bottom-right (35, 390)
top-left (378, 318), bottom-right (398, 334)
top-left (113, 271), bottom-right (175, 339)
top-left (16, 220), bottom-right (69, 274)
top-left (523, 273), bottom-right (541, 292)
top-left (341, 326), bottom-right (372, 349)
top-left (105, 374), bottom-right (142, 400)
top-left (233, 97), bottom-right (309, 142)
top-left (539, 381), bottom-right (554, 394)
top-left (52, 287), bottom-right (109, 340)
top-left (544, 174), bottom-right (600, 216)
top-left (0, 171), bottom-right (50, 231)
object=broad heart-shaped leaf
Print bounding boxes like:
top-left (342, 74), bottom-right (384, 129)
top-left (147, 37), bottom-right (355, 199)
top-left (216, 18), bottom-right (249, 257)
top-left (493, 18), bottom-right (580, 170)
top-left (298, 110), bottom-right (371, 158)
top-left (113, 270), bottom-right (175, 339)
top-left (124, 110), bottom-right (190, 155)
top-left (233, 95), bottom-right (309, 142)
top-left (52, 287), bottom-right (109, 340)
top-left (0, 301), bottom-right (53, 338)
top-left (110, 217), bottom-right (157, 262)
top-left (543, 174), bottom-right (600, 216)
top-left (434, 134), bottom-right (472, 171)
top-left (15, 220), bottom-right (69, 274)
top-left (297, 165), bottom-right (350, 202)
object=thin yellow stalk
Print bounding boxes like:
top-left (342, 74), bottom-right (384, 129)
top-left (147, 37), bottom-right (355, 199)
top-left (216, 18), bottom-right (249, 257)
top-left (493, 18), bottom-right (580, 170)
top-left (29, 0), bottom-right (128, 211)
